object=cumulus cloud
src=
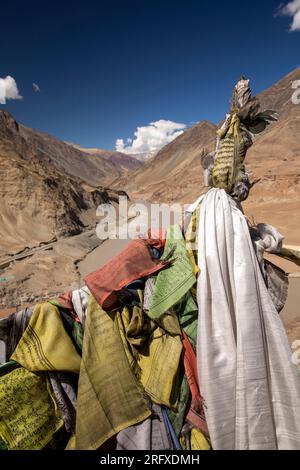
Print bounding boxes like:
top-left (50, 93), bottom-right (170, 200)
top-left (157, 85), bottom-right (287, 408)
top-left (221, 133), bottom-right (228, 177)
top-left (277, 0), bottom-right (300, 31)
top-left (32, 82), bottom-right (40, 92)
top-left (0, 76), bottom-right (23, 104)
top-left (116, 119), bottom-right (187, 155)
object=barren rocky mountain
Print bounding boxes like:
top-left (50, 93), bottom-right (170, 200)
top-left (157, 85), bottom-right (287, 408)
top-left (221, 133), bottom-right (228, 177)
top-left (122, 69), bottom-right (300, 246)
top-left (15, 121), bottom-right (134, 187)
top-left (241, 69), bottom-right (300, 247)
top-left (68, 144), bottom-right (143, 172)
top-left (0, 111), bottom-right (128, 307)
top-left (0, 110), bottom-right (128, 256)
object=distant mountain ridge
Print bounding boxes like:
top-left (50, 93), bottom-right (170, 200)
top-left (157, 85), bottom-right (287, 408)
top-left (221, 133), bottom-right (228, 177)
top-left (68, 143), bottom-right (143, 172)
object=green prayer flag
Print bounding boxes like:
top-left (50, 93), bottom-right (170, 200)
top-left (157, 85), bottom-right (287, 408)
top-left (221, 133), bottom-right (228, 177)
top-left (148, 225), bottom-right (196, 319)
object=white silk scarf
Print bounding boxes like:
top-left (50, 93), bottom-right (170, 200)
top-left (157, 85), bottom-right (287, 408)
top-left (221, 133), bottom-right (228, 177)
top-left (196, 188), bottom-right (300, 450)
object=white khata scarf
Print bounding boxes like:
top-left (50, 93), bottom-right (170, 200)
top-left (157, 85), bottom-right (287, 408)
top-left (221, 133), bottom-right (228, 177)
top-left (196, 188), bottom-right (300, 450)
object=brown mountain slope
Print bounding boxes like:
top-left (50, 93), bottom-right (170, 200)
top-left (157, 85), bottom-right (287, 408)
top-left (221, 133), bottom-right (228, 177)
top-left (0, 110), bottom-right (128, 307)
top-left (0, 110), bottom-right (123, 256)
top-left (258, 68), bottom-right (300, 118)
top-left (243, 69), bottom-right (300, 245)
top-left (9, 118), bottom-right (124, 187)
top-left (122, 69), bottom-right (300, 245)
top-left (69, 144), bottom-right (143, 172)
top-left (119, 120), bottom-right (217, 201)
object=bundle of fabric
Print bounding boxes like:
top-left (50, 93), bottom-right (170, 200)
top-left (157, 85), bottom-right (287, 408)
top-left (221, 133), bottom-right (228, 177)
top-left (70, 226), bottom-right (210, 450)
top-left (0, 209), bottom-right (299, 450)
top-left (0, 232), bottom-right (211, 451)
top-left (195, 77), bottom-right (300, 449)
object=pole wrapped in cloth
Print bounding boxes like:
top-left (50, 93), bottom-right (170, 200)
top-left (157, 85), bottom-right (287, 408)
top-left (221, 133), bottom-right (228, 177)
top-left (196, 188), bottom-right (300, 450)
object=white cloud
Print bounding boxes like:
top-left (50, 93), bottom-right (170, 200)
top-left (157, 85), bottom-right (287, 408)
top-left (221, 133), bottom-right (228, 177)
top-left (116, 119), bottom-right (187, 155)
top-left (278, 0), bottom-right (300, 31)
top-left (32, 82), bottom-right (40, 92)
top-left (0, 76), bottom-right (23, 104)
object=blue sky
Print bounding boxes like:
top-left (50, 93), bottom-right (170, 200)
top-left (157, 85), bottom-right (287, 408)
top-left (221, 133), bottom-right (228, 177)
top-left (1, 0), bottom-right (300, 152)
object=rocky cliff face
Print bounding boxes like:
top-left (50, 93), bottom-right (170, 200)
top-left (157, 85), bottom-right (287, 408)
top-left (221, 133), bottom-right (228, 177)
top-left (0, 110), bottom-right (128, 256)
top-left (0, 110), bottom-right (130, 307)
